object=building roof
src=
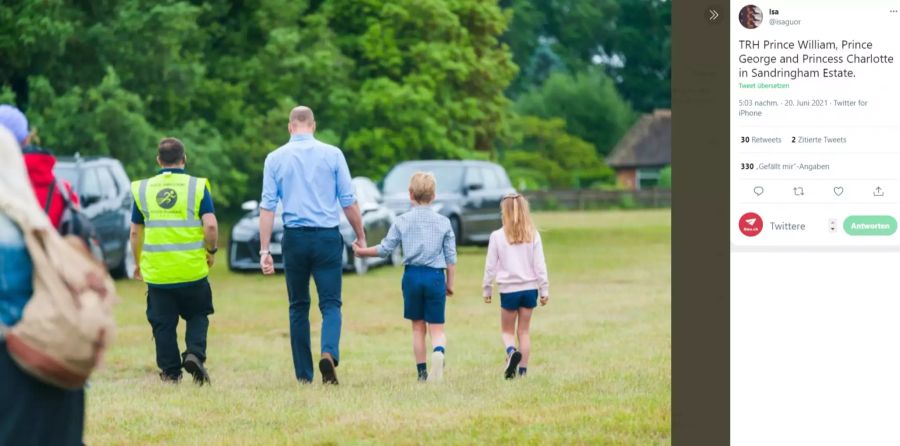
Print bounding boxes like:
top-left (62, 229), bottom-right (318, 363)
top-left (606, 109), bottom-right (671, 169)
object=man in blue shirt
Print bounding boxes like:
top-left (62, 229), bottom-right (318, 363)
top-left (259, 106), bottom-right (366, 385)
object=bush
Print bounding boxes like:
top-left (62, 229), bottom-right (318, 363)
top-left (500, 115), bottom-right (614, 189)
top-left (574, 166), bottom-right (615, 189)
top-left (619, 193), bottom-right (637, 209)
top-left (658, 165), bottom-right (672, 189)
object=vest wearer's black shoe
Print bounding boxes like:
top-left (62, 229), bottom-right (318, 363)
top-left (183, 353), bottom-right (211, 386)
top-left (159, 372), bottom-right (182, 384)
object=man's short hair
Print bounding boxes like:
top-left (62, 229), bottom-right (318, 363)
top-left (158, 137), bottom-right (185, 165)
top-left (289, 106), bottom-right (315, 125)
top-left (409, 172), bottom-right (437, 203)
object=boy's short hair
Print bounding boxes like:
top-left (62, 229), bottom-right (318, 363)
top-left (158, 137), bottom-right (185, 165)
top-left (409, 172), bottom-right (437, 203)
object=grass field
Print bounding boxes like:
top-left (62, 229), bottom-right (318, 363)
top-left (85, 209), bottom-right (671, 445)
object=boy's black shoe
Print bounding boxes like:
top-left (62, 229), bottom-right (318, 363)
top-left (159, 372), bottom-right (182, 384)
top-left (183, 353), bottom-right (211, 386)
top-left (418, 370), bottom-right (429, 382)
top-left (504, 351), bottom-right (522, 380)
top-left (319, 353), bottom-right (339, 385)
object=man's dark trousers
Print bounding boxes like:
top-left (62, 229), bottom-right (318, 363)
top-left (146, 279), bottom-right (214, 378)
top-left (282, 227), bottom-right (343, 382)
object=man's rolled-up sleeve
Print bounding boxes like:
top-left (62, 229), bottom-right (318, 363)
top-left (335, 151), bottom-right (355, 208)
top-left (260, 154), bottom-right (279, 211)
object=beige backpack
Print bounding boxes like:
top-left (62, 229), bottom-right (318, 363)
top-left (0, 129), bottom-right (118, 389)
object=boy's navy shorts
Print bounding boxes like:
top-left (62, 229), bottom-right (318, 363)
top-left (500, 289), bottom-right (539, 310)
top-left (402, 265), bottom-right (446, 323)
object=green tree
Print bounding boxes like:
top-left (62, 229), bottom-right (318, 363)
top-left (0, 0), bottom-right (76, 103)
top-left (26, 69), bottom-right (158, 177)
top-left (1, 0), bottom-right (520, 208)
top-left (84, 1), bottom-right (208, 129)
top-left (604, 0), bottom-right (671, 112)
top-left (326, 0), bottom-right (517, 176)
top-left (514, 70), bottom-right (635, 156)
top-left (520, 39), bottom-right (565, 91)
top-left (0, 86), bottom-right (14, 103)
top-left (502, 0), bottom-right (670, 112)
top-left (500, 115), bottom-right (612, 189)
top-left (194, 1), bottom-right (355, 199)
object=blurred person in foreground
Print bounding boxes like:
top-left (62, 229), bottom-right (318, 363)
top-left (130, 137), bottom-right (218, 385)
top-left (259, 106), bottom-right (366, 385)
top-left (0, 105), bottom-right (80, 229)
top-left (0, 126), bottom-right (86, 445)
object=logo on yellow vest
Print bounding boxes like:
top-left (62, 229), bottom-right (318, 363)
top-left (156, 188), bottom-right (178, 209)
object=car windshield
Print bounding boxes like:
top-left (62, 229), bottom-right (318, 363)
top-left (54, 165), bottom-right (78, 188)
top-left (383, 164), bottom-right (464, 195)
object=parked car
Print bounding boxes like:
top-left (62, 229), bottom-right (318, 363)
top-left (381, 160), bottom-right (516, 245)
top-left (54, 156), bottom-right (134, 278)
top-left (229, 177), bottom-right (401, 274)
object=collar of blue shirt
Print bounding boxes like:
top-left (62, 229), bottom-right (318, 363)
top-left (289, 133), bottom-right (315, 142)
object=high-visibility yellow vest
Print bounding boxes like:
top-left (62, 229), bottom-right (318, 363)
top-left (131, 172), bottom-right (210, 285)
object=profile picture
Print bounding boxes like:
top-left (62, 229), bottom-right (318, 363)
top-left (739, 5), bottom-right (763, 29)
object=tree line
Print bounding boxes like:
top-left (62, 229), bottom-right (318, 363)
top-left (1, 0), bottom-right (670, 206)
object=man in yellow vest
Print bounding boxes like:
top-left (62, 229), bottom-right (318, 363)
top-left (130, 137), bottom-right (218, 385)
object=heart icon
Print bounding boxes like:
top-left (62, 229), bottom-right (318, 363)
top-left (834, 186), bottom-right (844, 196)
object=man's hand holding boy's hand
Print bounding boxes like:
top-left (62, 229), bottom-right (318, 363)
top-left (353, 236), bottom-right (367, 250)
top-left (540, 295), bottom-right (549, 306)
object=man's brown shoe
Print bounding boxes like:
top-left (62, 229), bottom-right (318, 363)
top-left (319, 353), bottom-right (338, 385)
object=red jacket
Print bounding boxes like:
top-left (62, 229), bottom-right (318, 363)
top-left (22, 149), bottom-right (79, 229)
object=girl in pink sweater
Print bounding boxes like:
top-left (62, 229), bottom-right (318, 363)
top-left (482, 193), bottom-right (549, 379)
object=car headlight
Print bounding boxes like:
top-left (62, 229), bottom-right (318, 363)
top-left (430, 202), bottom-right (444, 213)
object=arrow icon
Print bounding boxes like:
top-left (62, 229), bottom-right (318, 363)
top-left (709, 9), bottom-right (720, 21)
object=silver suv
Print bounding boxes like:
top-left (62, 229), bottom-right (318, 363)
top-left (381, 160), bottom-right (516, 245)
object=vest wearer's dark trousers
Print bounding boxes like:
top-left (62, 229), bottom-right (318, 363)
top-left (146, 278), bottom-right (214, 377)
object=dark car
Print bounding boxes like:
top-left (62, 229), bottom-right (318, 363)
top-left (54, 156), bottom-right (134, 278)
top-left (381, 160), bottom-right (515, 245)
top-left (229, 177), bottom-right (401, 274)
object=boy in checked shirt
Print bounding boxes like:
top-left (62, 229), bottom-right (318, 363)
top-left (353, 172), bottom-right (456, 382)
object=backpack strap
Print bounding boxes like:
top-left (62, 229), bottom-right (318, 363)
top-left (44, 178), bottom-right (57, 213)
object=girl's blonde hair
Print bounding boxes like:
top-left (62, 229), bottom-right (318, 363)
top-left (500, 193), bottom-right (534, 244)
